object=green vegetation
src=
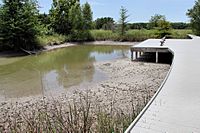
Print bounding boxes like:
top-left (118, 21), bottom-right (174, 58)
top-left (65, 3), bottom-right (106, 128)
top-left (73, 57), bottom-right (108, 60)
top-left (0, 0), bottom-right (197, 51)
top-left (95, 17), bottom-right (115, 30)
top-left (49, 0), bottom-right (88, 35)
top-left (125, 30), bottom-right (158, 41)
top-left (171, 22), bottom-right (190, 29)
top-left (89, 29), bottom-right (192, 42)
top-left (148, 14), bottom-right (171, 38)
top-left (128, 22), bottom-right (190, 30)
top-left (187, 0), bottom-right (200, 35)
top-left (48, 0), bottom-right (93, 42)
top-left (37, 34), bottom-right (67, 46)
top-left (90, 30), bottom-right (117, 41)
top-left (90, 29), bottom-right (157, 42)
top-left (170, 29), bottom-right (193, 39)
top-left (118, 6), bottom-right (129, 36)
top-left (0, 0), bottom-right (39, 51)
top-left (82, 2), bottom-right (93, 30)
top-left (37, 29), bottom-right (192, 46)
top-left (0, 0), bottom-right (94, 51)
top-left (148, 14), bottom-right (166, 29)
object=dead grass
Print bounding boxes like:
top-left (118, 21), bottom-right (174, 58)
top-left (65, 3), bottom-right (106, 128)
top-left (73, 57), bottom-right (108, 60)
top-left (0, 88), bottom-right (151, 133)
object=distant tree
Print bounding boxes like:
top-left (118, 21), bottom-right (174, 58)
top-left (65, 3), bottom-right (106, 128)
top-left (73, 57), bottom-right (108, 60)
top-left (157, 19), bottom-right (171, 38)
top-left (187, 0), bottom-right (200, 35)
top-left (158, 20), bottom-right (171, 30)
top-left (171, 22), bottom-right (190, 29)
top-left (148, 14), bottom-right (166, 29)
top-left (95, 17), bottom-right (115, 30)
top-left (82, 2), bottom-right (93, 30)
top-left (118, 6), bottom-right (129, 36)
top-left (148, 14), bottom-right (171, 37)
top-left (102, 22), bottom-right (115, 30)
top-left (0, 0), bottom-right (39, 51)
top-left (128, 23), bottom-right (148, 29)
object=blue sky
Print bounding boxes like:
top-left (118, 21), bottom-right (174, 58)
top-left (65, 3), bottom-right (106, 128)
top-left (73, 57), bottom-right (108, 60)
top-left (38, 0), bottom-right (196, 22)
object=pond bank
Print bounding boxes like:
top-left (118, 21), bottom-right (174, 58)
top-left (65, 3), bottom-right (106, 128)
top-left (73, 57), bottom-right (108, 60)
top-left (0, 41), bottom-right (139, 57)
top-left (43, 41), bottom-right (139, 51)
top-left (0, 58), bottom-right (170, 132)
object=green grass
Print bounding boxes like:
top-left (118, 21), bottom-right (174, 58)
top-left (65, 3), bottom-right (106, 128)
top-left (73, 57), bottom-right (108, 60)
top-left (37, 29), bottom-right (193, 47)
top-left (124, 29), bottom-right (158, 41)
top-left (90, 29), bottom-right (192, 42)
top-left (89, 30), bottom-right (118, 41)
top-left (37, 34), bottom-right (67, 46)
top-left (170, 29), bottom-right (193, 39)
top-left (90, 29), bottom-right (158, 42)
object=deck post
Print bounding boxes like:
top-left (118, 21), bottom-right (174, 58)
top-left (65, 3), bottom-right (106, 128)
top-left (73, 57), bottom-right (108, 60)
top-left (136, 51), bottom-right (138, 59)
top-left (131, 50), bottom-right (134, 61)
top-left (156, 51), bottom-right (158, 63)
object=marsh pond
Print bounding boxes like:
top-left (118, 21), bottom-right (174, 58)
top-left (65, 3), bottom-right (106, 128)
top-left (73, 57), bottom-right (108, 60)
top-left (0, 45), bottom-right (130, 100)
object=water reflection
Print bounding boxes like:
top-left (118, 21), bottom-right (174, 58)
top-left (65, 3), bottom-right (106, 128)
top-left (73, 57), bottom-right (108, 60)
top-left (0, 45), bottom-right (129, 99)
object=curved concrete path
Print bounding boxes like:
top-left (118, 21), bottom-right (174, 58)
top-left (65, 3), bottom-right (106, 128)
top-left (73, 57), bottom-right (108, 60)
top-left (126, 36), bottom-right (200, 133)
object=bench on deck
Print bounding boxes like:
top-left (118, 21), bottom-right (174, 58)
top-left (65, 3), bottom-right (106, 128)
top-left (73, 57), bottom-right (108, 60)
top-left (160, 36), bottom-right (166, 46)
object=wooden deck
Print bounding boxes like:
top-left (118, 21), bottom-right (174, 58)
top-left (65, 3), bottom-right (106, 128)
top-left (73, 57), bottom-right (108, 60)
top-left (126, 36), bottom-right (200, 133)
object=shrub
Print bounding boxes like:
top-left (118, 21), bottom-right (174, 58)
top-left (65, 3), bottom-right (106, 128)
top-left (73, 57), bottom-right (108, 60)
top-left (37, 34), bottom-right (67, 46)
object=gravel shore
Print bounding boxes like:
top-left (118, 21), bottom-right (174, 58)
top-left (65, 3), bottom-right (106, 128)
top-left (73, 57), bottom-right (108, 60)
top-left (0, 58), bottom-right (170, 113)
top-left (71, 58), bottom-right (170, 111)
top-left (0, 58), bottom-right (170, 132)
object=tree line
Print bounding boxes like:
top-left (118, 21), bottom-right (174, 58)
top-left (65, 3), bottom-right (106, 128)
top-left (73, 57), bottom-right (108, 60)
top-left (0, 0), bottom-right (199, 51)
top-left (96, 18), bottom-right (190, 30)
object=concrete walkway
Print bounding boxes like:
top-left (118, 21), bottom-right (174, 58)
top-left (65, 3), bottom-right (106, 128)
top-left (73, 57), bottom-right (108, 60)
top-left (126, 36), bottom-right (200, 133)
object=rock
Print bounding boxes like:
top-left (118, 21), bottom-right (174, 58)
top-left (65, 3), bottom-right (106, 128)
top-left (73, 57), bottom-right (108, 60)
top-left (103, 63), bottom-right (111, 66)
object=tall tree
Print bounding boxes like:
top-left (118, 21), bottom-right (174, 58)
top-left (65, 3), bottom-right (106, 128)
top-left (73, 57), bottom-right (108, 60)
top-left (82, 2), bottom-right (93, 30)
top-left (187, 0), bottom-right (200, 35)
top-left (0, 0), bottom-right (39, 51)
top-left (49, 0), bottom-right (70, 34)
top-left (148, 14), bottom-right (166, 29)
top-left (95, 17), bottom-right (115, 30)
top-left (148, 14), bottom-right (171, 37)
top-left (69, 1), bottom-right (93, 41)
top-left (49, 0), bottom-right (82, 35)
top-left (118, 6), bottom-right (129, 36)
top-left (157, 19), bottom-right (171, 37)
top-left (69, 1), bottom-right (83, 31)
